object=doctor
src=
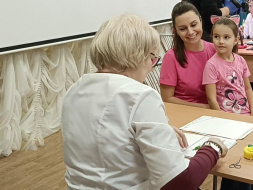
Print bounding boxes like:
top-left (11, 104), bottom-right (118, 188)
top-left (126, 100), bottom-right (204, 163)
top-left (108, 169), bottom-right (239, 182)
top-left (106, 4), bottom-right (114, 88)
top-left (61, 13), bottom-right (228, 190)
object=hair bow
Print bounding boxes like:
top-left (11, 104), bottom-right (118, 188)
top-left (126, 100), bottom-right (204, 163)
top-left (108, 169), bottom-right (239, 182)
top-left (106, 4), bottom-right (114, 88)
top-left (210, 15), bottom-right (240, 26)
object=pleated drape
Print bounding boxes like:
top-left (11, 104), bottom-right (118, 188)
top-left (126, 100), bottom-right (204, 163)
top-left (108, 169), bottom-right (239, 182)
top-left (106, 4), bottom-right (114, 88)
top-left (0, 24), bottom-right (171, 157)
top-left (0, 39), bottom-right (94, 156)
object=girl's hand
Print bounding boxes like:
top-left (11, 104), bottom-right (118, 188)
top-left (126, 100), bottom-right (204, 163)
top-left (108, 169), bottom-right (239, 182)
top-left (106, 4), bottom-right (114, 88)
top-left (171, 126), bottom-right (188, 149)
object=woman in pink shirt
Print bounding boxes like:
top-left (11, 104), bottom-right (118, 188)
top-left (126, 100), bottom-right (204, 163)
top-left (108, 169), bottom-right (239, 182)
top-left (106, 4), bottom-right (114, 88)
top-left (160, 1), bottom-right (216, 108)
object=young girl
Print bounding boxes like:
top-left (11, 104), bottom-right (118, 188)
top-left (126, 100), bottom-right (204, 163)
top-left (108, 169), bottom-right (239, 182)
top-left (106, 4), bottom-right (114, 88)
top-left (203, 16), bottom-right (253, 190)
top-left (203, 17), bottom-right (253, 116)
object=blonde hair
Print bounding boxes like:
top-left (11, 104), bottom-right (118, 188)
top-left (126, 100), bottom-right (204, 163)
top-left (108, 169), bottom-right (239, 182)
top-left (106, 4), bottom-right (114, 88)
top-left (90, 14), bottom-right (160, 72)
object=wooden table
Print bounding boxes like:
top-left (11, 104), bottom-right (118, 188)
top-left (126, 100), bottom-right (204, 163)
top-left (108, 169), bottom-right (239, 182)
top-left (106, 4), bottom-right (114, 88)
top-left (164, 103), bottom-right (253, 188)
top-left (238, 41), bottom-right (253, 82)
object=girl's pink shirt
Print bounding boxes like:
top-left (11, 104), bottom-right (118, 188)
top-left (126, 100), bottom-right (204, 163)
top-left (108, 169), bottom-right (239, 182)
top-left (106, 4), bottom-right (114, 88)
top-left (203, 53), bottom-right (251, 115)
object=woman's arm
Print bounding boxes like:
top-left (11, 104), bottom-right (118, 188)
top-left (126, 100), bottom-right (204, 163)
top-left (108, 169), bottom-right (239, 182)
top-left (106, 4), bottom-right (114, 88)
top-left (130, 88), bottom-right (227, 190)
top-left (162, 137), bottom-right (228, 190)
top-left (160, 84), bottom-right (210, 109)
top-left (243, 78), bottom-right (253, 115)
top-left (205, 84), bottom-right (221, 110)
top-left (161, 146), bottom-right (218, 190)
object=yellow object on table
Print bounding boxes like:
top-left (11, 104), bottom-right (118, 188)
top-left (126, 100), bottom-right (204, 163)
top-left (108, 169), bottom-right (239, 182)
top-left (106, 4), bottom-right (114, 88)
top-left (244, 145), bottom-right (253, 160)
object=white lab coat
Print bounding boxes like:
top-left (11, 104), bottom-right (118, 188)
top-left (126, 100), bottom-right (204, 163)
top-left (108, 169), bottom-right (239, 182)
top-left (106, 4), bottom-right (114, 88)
top-left (62, 73), bottom-right (189, 190)
top-left (244, 13), bottom-right (253, 39)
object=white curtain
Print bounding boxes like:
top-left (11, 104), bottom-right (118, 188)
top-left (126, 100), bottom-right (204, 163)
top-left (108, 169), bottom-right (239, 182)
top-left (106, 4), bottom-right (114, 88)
top-left (0, 24), bottom-right (170, 157)
top-left (0, 39), bottom-right (94, 156)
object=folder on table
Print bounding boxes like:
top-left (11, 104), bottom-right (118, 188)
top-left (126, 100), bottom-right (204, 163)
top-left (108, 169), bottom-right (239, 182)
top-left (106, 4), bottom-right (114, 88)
top-left (180, 116), bottom-right (253, 140)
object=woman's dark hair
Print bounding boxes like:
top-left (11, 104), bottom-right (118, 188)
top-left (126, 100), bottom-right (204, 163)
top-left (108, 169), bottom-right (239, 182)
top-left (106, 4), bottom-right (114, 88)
top-left (211, 18), bottom-right (238, 53)
top-left (172, 1), bottom-right (201, 68)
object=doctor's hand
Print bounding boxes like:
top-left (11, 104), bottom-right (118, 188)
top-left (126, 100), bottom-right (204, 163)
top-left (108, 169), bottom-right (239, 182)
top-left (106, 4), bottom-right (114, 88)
top-left (207, 137), bottom-right (228, 158)
top-left (171, 126), bottom-right (188, 149)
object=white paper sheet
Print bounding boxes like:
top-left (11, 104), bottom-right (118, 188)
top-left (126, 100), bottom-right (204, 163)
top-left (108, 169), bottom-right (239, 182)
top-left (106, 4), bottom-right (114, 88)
top-left (183, 133), bottom-right (237, 158)
top-left (180, 116), bottom-right (253, 140)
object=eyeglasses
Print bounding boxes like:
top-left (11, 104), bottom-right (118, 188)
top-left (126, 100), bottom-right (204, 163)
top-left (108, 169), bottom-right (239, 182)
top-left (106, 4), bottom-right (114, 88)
top-left (150, 53), bottom-right (161, 67)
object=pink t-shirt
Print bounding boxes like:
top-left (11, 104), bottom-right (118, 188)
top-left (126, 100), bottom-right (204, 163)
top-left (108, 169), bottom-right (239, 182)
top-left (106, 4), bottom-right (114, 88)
top-left (203, 53), bottom-right (251, 115)
top-left (160, 40), bottom-right (216, 104)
